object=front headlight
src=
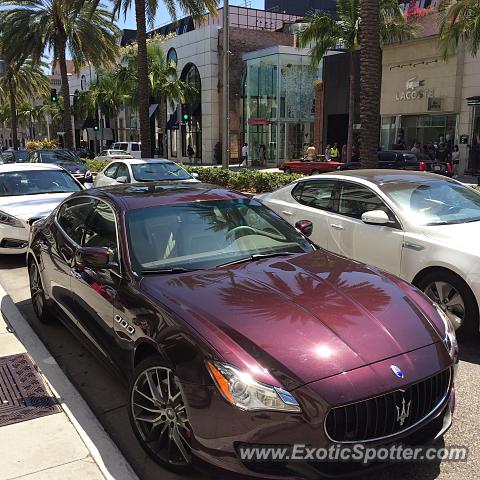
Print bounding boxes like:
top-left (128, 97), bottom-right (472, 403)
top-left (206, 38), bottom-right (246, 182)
top-left (207, 361), bottom-right (301, 413)
top-left (0, 210), bottom-right (24, 228)
top-left (435, 304), bottom-right (458, 359)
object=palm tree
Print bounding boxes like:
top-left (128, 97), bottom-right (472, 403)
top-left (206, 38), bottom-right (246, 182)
top-left (0, 48), bottom-right (49, 149)
top-left (439, 0), bottom-right (480, 58)
top-left (0, 0), bottom-right (119, 149)
top-left (112, 0), bottom-right (218, 158)
top-left (298, 0), bottom-right (414, 164)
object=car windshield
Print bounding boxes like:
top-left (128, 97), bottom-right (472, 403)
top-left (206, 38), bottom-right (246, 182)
top-left (13, 151), bottom-right (29, 162)
top-left (125, 199), bottom-right (314, 272)
top-left (40, 151), bottom-right (79, 164)
top-left (131, 163), bottom-right (191, 182)
top-left (109, 150), bottom-right (129, 156)
top-left (0, 170), bottom-right (82, 196)
top-left (381, 179), bottom-right (480, 225)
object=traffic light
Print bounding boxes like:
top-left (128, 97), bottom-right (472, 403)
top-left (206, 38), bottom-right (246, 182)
top-left (93, 121), bottom-right (99, 132)
top-left (50, 89), bottom-right (58, 103)
top-left (181, 104), bottom-right (191, 122)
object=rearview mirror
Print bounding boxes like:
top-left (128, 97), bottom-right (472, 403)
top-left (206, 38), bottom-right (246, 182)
top-left (116, 176), bottom-right (129, 184)
top-left (361, 210), bottom-right (390, 225)
top-left (295, 220), bottom-right (313, 237)
top-left (75, 246), bottom-right (110, 269)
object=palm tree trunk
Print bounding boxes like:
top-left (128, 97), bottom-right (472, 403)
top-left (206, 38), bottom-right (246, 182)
top-left (8, 78), bottom-right (18, 150)
top-left (135, 0), bottom-right (151, 159)
top-left (347, 51), bottom-right (355, 163)
top-left (58, 38), bottom-right (74, 149)
top-left (360, 0), bottom-right (381, 168)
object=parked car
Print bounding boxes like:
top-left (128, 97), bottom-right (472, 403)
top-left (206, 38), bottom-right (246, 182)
top-left (93, 150), bottom-right (133, 162)
top-left (280, 159), bottom-right (343, 175)
top-left (0, 150), bottom-right (29, 164)
top-left (0, 163), bottom-right (83, 254)
top-left (94, 158), bottom-right (199, 187)
top-left (27, 149), bottom-right (93, 184)
top-left (341, 151), bottom-right (453, 176)
top-left (110, 141), bottom-right (141, 159)
top-left (71, 148), bottom-right (95, 160)
top-left (28, 183), bottom-right (456, 477)
top-left (257, 170), bottom-right (480, 337)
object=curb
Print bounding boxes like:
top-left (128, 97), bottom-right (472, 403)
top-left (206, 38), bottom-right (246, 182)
top-left (0, 283), bottom-right (139, 480)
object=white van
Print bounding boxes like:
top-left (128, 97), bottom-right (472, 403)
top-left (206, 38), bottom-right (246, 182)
top-left (111, 142), bottom-right (141, 159)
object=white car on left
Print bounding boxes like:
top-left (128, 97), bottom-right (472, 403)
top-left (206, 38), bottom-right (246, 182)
top-left (0, 163), bottom-right (84, 254)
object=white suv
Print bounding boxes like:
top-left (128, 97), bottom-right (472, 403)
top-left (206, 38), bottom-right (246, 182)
top-left (111, 142), bottom-right (141, 159)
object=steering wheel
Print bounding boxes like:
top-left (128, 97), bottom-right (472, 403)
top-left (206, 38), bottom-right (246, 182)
top-left (226, 225), bottom-right (257, 239)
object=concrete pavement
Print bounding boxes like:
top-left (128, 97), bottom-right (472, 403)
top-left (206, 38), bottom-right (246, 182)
top-left (0, 280), bottom-right (138, 480)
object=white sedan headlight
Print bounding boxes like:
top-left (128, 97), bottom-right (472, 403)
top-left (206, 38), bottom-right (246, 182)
top-left (207, 361), bottom-right (301, 413)
top-left (0, 210), bottom-right (24, 228)
top-left (435, 304), bottom-right (458, 359)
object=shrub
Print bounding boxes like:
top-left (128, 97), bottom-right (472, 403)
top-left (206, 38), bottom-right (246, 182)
top-left (26, 139), bottom-right (58, 150)
top-left (86, 158), bottom-right (109, 173)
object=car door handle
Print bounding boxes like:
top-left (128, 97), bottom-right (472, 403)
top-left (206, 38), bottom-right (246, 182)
top-left (330, 223), bottom-right (344, 230)
top-left (282, 210), bottom-right (293, 216)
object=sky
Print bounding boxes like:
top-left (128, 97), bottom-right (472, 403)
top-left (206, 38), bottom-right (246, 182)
top-left (117, 0), bottom-right (265, 30)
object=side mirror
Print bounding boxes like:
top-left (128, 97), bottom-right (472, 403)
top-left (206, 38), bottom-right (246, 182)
top-left (191, 172), bottom-right (199, 179)
top-left (75, 246), bottom-right (110, 269)
top-left (295, 219), bottom-right (313, 237)
top-left (116, 176), bottom-right (129, 184)
top-left (361, 210), bottom-right (390, 225)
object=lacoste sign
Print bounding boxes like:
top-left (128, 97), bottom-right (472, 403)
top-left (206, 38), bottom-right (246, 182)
top-left (395, 76), bottom-right (434, 101)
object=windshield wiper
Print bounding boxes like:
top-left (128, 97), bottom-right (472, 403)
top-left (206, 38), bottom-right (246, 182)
top-left (217, 252), bottom-right (297, 268)
top-left (141, 267), bottom-right (203, 275)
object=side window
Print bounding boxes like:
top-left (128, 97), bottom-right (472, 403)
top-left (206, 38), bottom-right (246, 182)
top-left (120, 143), bottom-right (128, 150)
top-left (338, 182), bottom-right (396, 222)
top-left (291, 181), bottom-right (336, 211)
top-left (115, 163), bottom-right (130, 180)
top-left (83, 200), bottom-right (118, 260)
top-left (99, 151), bottom-right (107, 156)
top-left (57, 197), bottom-right (97, 244)
top-left (3, 153), bottom-right (13, 163)
top-left (131, 143), bottom-right (140, 152)
top-left (104, 163), bottom-right (119, 178)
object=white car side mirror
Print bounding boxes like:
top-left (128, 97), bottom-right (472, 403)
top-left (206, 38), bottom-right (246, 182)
top-left (361, 210), bottom-right (390, 225)
top-left (116, 176), bottom-right (129, 184)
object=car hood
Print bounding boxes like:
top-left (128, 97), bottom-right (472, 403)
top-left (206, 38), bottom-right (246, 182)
top-left (422, 221), bottom-right (480, 251)
top-left (0, 193), bottom-right (72, 221)
top-left (141, 251), bottom-right (441, 390)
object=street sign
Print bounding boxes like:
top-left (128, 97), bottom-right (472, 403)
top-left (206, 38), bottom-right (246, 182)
top-left (460, 134), bottom-right (469, 145)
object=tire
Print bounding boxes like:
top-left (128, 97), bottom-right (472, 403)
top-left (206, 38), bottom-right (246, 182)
top-left (128, 356), bottom-right (193, 472)
top-left (28, 260), bottom-right (53, 324)
top-left (311, 170), bottom-right (320, 175)
top-left (416, 270), bottom-right (479, 339)
top-left (284, 167), bottom-right (292, 174)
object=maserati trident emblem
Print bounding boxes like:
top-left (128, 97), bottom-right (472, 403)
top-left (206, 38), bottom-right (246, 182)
top-left (396, 396), bottom-right (412, 427)
top-left (390, 365), bottom-right (405, 379)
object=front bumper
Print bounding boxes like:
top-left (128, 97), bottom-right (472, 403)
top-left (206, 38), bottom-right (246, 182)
top-left (0, 224), bottom-right (29, 254)
top-left (183, 343), bottom-right (455, 479)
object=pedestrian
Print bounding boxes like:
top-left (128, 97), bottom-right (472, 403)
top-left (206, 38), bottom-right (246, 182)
top-left (436, 143), bottom-right (448, 163)
top-left (411, 142), bottom-right (421, 154)
top-left (330, 143), bottom-right (339, 161)
top-left (306, 143), bottom-right (317, 161)
top-left (187, 144), bottom-right (195, 163)
top-left (451, 145), bottom-right (460, 177)
top-left (341, 144), bottom-right (347, 162)
top-left (324, 144), bottom-right (331, 161)
top-left (259, 144), bottom-right (266, 166)
top-left (241, 143), bottom-right (249, 166)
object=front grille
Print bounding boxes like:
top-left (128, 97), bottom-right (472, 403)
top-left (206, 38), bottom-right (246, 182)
top-left (325, 368), bottom-right (451, 443)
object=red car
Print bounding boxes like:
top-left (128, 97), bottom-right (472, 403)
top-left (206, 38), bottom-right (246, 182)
top-left (28, 183), bottom-right (457, 478)
top-left (280, 159), bottom-right (343, 174)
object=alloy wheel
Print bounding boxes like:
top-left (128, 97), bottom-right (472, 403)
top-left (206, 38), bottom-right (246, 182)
top-left (29, 262), bottom-right (45, 320)
top-left (131, 366), bottom-right (192, 467)
top-left (423, 281), bottom-right (465, 330)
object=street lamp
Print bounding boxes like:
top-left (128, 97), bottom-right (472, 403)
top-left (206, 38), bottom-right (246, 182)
top-left (222, 1), bottom-right (230, 169)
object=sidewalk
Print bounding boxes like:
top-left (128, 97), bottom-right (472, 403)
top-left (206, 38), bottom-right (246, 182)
top-left (0, 284), bottom-right (138, 480)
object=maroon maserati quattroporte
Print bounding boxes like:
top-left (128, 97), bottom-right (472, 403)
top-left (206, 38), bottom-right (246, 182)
top-left (27, 183), bottom-right (457, 478)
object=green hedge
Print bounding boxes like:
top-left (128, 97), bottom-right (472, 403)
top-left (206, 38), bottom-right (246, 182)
top-left (85, 159), bottom-right (304, 194)
top-left (184, 166), bottom-right (303, 193)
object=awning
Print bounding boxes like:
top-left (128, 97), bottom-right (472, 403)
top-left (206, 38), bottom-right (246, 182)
top-left (166, 111), bottom-right (179, 130)
top-left (149, 103), bottom-right (159, 118)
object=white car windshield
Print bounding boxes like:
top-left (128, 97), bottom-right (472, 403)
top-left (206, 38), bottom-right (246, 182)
top-left (131, 163), bottom-right (191, 182)
top-left (381, 179), bottom-right (480, 225)
top-left (125, 199), bottom-right (314, 273)
top-left (0, 170), bottom-right (82, 196)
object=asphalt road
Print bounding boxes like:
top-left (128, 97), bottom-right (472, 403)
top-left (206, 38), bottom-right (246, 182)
top-left (1, 255), bottom-right (479, 480)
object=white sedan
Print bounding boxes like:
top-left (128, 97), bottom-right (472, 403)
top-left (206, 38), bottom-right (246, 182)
top-left (93, 149), bottom-right (133, 161)
top-left (0, 163), bottom-right (84, 254)
top-left (257, 170), bottom-right (480, 337)
top-left (94, 158), bottom-right (199, 187)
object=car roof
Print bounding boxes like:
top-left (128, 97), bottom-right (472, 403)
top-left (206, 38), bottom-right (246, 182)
top-left (83, 182), bottom-right (247, 211)
top-left (0, 163), bottom-right (64, 172)
top-left (309, 169), bottom-right (454, 185)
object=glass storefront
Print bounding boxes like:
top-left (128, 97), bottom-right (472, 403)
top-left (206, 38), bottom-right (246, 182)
top-left (244, 48), bottom-right (322, 165)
